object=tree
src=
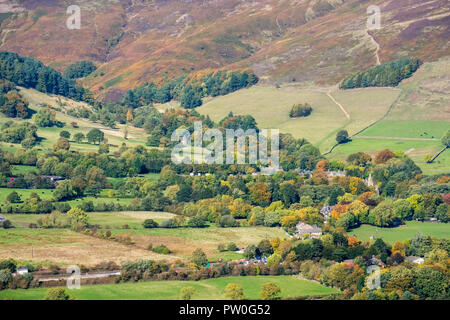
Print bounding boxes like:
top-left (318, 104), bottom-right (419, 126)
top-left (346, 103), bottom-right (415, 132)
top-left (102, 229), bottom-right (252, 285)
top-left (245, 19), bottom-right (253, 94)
top-left (74, 132), bottom-right (85, 143)
top-left (336, 130), bottom-right (349, 144)
top-left (442, 129), bottom-right (450, 148)
top-left (67, 207), bottom-right (89, 227)
top-left (191, 248), bottom-right (207, 267)
top-left (86, 128), bottom-right (104, 144)
top-left (224, 283), bottom-right (246, 300)
top-left (60, 130), bottom-right (71, 139)
top-left (44, 287), bottom-right (71, 300)
top-left (374, 149), bottom-right (396, 164)
top-left (6, 191), bottom-right (21, 203)
top-left (243, 244), bottom-right (260, 260)
top-left (64, 60), bottom-right (97, 79)
top-left (98, 143), bottom-right (109, 154)
top-left (180, 286), bottom-right (196, 300)
top-left (53, 137), bottom-right (70, 151)
top-left (143, 219), bottom-right (159, 228)
top-left (35, 108), bottom-right (58, 127)
top-left (259, 282), bottom-right (281, 300)
top-left (413, 266), bottom-right (447, 299)
top-left (0, 90), bottom-right (29, 118)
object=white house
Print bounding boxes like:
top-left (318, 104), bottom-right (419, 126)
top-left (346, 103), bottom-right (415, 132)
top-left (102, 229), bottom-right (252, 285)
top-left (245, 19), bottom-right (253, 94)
top-left (16, 266), bottom-right (29, 275)
top-left (295, 222), bottom-right (322, 239)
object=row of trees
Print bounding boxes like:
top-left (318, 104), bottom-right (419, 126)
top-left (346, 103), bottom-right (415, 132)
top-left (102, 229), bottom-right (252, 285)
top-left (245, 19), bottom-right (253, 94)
top-left (340, 57), bottom-right (421, 89)
top-left (122, 69), bottom-right (258, 109)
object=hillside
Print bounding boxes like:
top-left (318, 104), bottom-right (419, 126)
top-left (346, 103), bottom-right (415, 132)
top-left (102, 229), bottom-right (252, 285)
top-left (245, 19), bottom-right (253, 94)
top-left (0, 0), bottom-right (448, 100)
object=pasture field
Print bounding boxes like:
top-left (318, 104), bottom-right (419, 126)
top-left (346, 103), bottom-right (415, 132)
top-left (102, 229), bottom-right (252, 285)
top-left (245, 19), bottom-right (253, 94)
top-left (0, 188), bottom-right (137, 207)
top-left (328, 138), bottom-right (449, 175)
top-left (0, 211), bottom-right (286, 264)
top-left (349, 221), bottom-right (450, 245)
top-left (1, 211), bottom-right (176, 229)
top-left (0, 227), bottom-right (177, 266)
top-left (0, 87), bottom-right (149, 154)
top-left (0, 188), bottom-right (55, 202)
top-left (386, 60), bottom-right (450, 122)
top-left (0, 275), bottom-right (339, 300)
top-left (359, 120), bottom-right (449, 140)
top-left (110, 225), bottom-right (288, 259)
top-left (11, 165), bottom-right (39, 175)
top-left (196, 85), bottom-right (400, 152)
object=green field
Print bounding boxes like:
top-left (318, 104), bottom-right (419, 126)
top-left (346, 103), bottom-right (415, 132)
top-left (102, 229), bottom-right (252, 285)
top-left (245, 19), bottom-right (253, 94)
top-left (0, 188), bottom-right (55, 202)
top-left (329, 138), bottom-right (449, 175)
top-left (0, 275), bottom-right (339, 300)
top-left (359, 120), bottom-right (448, 140)
top-left (1, 211), bottom-right (176, 228)
top-left (349, 221), bottom-right (450, 245)
top-left (196, 86), bottom-right (399, 152)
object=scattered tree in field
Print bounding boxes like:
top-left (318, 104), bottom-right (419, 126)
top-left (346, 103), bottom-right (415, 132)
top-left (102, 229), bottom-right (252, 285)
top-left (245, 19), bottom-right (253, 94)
top-left (289, 103), bottom-right (312, 118)
top-left (67, 207), bottom-right (89, 228)
top-left (142, 219), bottom-right (159, 228)
top-left (0, 90), bottom-right (30, 118)
top-left (6, 191), bottom-right (21, 203)
top-left (1, 220), bottom-right (12, 229)
top-left (53, 137), bottom-right (70, 151)
top-left (442, 130), bottom-right (450, 148)
top-left (259, 282), bottom-right (281, 300)
top-left (374, 149), bottom-right (396, 164)
top-left (44, 287), bottom-right (71, 300)
top-left (98, 142), bottom-right (109, 154)
top-left (86, 128), bottom-right (104, 144)
top-left (60, 130), bottom-right (71, 139)
top-left (191, 248), bottom-right (207, 267)
top-left (224, 283), bottom-right (246, 300)
top-left (74, 132), bottom-right (85, 143)
top-left (35, 108), bottom-right (60, 128)
top-left (336, 130), bottom-right (349, 144)
top-left (180, 286), bottom-right (196, 300)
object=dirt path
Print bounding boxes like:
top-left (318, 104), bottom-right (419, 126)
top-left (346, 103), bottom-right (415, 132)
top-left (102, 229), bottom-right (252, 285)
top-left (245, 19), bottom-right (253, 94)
top-left (0, 28), bottom-right (15, 47)
top-left (327, 91), bottom-right (350, 119)
top-left (366, 29), bottom-right (381, 66)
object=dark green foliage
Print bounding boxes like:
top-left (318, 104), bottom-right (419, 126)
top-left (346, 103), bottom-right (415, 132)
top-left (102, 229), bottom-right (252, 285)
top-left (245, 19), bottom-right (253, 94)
top-left (64, 61), bottom-right (97, 79)
top-left (0, 82), bottom-right (30, 119)
top-left (340, 58), bottom-right (421, 89)
top-left (289, 103), bottom-right (312, 118)
top-left (336, 130), bottom-right (349, 144)
top-left (143, 219), bottom-right (159, 228)
top-left (86, 128), bottom-right (104, 144)
top-left (0, 51), bottom-right (93, 103)
top-left (122, 69), bottom-right (258, 109)
top-left (0, 121), bottom-right (38, 146)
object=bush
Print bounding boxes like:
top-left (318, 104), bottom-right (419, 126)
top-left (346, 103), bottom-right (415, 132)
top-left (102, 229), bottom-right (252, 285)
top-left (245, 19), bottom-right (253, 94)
top-left (259, 282), bottom-right (281, 300)
top-left (143, 219), bottom-right (159, 228)
top-left (152, 244), bottom-right (171, 255)
top-left (219, 215), bottom-right (236, 227)
top-left (44, 287), bottom-right (71, 300)
top-left (180, 286), bottom-right (196, 300)
top-left (6, 191), bottom-right (21, 203)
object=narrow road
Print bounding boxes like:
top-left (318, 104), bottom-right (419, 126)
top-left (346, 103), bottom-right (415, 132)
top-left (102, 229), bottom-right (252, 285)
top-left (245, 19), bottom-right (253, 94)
top-left (327, 91), bottom-right (350, 119)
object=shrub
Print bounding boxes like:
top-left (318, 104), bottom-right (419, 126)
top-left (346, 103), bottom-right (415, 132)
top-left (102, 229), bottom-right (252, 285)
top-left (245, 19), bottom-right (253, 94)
top-left (152, 244), bottom-right (171, 255)
top-left (143, 219), bottom-right (159, 228)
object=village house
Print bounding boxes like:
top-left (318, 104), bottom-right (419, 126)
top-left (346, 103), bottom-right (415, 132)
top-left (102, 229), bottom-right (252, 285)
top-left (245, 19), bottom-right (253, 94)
top-left (405, 256), bottom-right (424, 265)
top-left (294, 222), bottom-right (322, 239)
top-left (16, 266), bottom-right (29, 275)
top-left (320, 205), bottom-right (334, 221)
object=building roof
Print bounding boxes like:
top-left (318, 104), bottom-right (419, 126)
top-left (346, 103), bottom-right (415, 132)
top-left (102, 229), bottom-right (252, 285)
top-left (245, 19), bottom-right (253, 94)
top-left (295, 222), bottom-right (322, 235)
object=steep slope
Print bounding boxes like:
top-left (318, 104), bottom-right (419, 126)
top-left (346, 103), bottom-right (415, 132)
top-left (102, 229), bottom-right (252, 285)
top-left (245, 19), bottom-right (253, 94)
top-left (0, 0), bottom-right (448, 99)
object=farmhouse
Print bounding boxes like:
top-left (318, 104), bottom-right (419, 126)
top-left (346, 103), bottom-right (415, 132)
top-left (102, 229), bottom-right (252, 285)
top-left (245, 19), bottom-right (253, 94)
top-left (295, 222), bottom-right (322, 239)
top-left (0, 216), bottom-right (5, 222)
top-left (405, 256), bottom-right (424, 265)
top-left (16, 266), bottom-right (29, 275)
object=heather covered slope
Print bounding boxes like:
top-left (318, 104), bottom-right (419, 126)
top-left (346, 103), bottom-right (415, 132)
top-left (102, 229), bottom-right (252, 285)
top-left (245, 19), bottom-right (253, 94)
top-left (0, 0), bottom-right (448, 99)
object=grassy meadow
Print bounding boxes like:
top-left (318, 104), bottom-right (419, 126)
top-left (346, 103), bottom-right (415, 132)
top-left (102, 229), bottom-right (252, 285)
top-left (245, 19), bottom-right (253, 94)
top-left (0, 275), bottom-right (339, 300)
top-left (349, 221), bottom-right (450, 245)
